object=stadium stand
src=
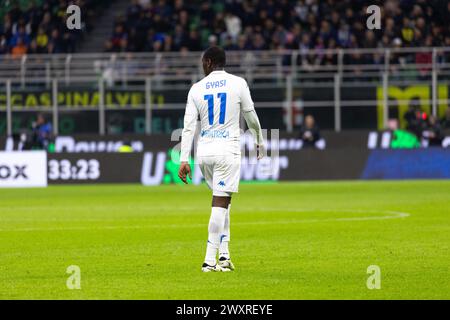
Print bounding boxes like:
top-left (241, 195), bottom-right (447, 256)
top-left (0, 1), bottom-right (449, 136)
top-left (104, 0), bottom-right (450, 54)
top-left (0, 0), bottom-right (112, 56)
top-left (3, 0), bottom-right (448, 57)
top-left (1, 0), bottom-right (449, 66)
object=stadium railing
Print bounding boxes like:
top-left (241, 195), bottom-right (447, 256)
top-left (1, 47), bottom-right (449, 135)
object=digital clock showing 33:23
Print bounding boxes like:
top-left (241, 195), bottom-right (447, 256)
top-left (48, 159), bottom-right (100, 180)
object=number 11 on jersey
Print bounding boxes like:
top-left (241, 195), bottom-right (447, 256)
top-left (204, 93), bottom-right (227, 125)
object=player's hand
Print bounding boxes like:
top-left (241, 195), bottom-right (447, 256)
top-left (256, 144), bottom-right (266, 160)
top-left (178, 162), bottom-right (192, 184)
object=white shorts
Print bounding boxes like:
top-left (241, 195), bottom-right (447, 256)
top-left (198, 154), bottom-right (241, 196)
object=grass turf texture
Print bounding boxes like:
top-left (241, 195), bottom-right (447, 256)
top-left (0, 181), bottom-right (449, 300)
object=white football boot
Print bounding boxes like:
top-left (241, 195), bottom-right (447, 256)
top-left (201, 263), bottom-right (229, 272)
top-left (218, 257), bottom-right (235, 271)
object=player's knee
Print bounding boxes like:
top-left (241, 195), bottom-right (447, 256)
top-left (212, 195), bottom-right (231, 208)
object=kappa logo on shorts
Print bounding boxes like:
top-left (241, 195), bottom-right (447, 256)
top-left (218, 181), bottom-right (226, 187)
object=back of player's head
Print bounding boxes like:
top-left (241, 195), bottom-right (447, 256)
top-left (202, 46), bottom-right (226, 68)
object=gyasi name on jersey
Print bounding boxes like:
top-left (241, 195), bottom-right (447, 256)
top-left (206, 79), bottom-right (226, 89)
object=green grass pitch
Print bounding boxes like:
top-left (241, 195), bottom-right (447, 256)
top-left (0, 181), bottom-right (449, 299)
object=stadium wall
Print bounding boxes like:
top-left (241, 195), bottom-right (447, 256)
top-left (1, 148), bottom-right (448, 187)
top-left (2, 131), bottom-right (450, 152)
top-left (42, 148), bottom-right (450, 185)
top-left (1, 131), bottom-right (449, 186)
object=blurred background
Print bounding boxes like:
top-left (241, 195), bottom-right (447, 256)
top-left (0, 0), bottom-right (449, 185)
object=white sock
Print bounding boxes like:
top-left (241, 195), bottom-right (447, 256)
top-left (219, 204), bottom-right (231, 259)
top-left (204, 206), bottom-right (227, 266)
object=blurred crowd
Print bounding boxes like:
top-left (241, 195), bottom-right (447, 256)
top-left (1, 0), bottom-right (449, 61)
top-left (105, 0), bottom-right (450, 54)
top-left (0, 0), bottom-right (108, 57)
top-left (404, 105), bottom-right (450, 145)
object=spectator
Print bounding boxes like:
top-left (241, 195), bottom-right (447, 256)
top-left (111, 24), bottom-right (128, 51)
top-left (337, 20), bottom-right (351, 47)
top-left (11, 37), bottom-right (27, 58)
top-left (172, 24), bottom-right (187, 51)
top-left (441, 106), bottom-right (450, 129)
top-left (401, 17), bottom-right (415, 45)
top-left (9, 25), bottom-right (30, 48)
top-left (36, 27), bottom-right (49, 53)
top-left (27, 39), bottom-right (39, 54)
top-left (423, 115), bottom-right (443, 147)
top-left (0, 34), bottom-right (8, 54)
top-left (415, 39), bottom-right (432, 78)
top-left (223, 35), bottom-right (239, 51)
top-left (31, 113), bottom-right (53, 150)
top-left (224, 11), bottom-right (241, 42)
top-left (404, 105), bottom-right (427, 138)
top-left (362, 31), bottom-right (377, 49)
top-left (48, 29), bottom-right (63, 53)
top-left (186, 30), bottom-right (202, 52)
top-left (236, 34), bottom-right (251, 51)
top-left (299, 115), bottom-right (321, 148)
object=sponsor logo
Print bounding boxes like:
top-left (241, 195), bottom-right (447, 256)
top-left (0, 165), bottom-right (27, 180)
top-left (0, 151), bottom-right (47, 187)
top-left (200, 129), bottom-right (230, 139)
top-left (54, 136), bottom-right (143, 153)
top-left (140, 150), bottom-right (289, 186)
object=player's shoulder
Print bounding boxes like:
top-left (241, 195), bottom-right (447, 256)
top-left (188, 80), bottom-right (202, 96)
top-left (190, 74), bottom-right (212, 91)
top-left (189, 72), bottom-right (247, 94)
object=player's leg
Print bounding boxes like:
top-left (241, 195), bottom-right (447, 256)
top-left (200, 155), bottom-right (239, 272)
top-left (198, 156), bottom-right (228, 272)
top-left (202, 194), bottom-right (231, 272)
top-left (219, 200), bottom-right (231, 260)
top-left (218, 200), bottom-right (235, 270)
top-left (215, 154), bottom-right (240, 271)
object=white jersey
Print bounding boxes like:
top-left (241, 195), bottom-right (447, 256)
top-left (180, 70), bottom-right (255, 161)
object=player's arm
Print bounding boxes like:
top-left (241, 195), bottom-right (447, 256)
top-left (241, 80), bottom-right (265, 159)
top-left (178, 88), bottom-right (198, 184)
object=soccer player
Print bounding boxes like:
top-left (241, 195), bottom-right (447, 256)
top-left (178, 46), bottom-right (265, 272)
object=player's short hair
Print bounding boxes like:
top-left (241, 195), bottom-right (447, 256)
top-left (202, 46), bottom-right (226, 68)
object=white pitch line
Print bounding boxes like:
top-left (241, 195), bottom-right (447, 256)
top-left (0, 209), bottom-right (410, 232)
